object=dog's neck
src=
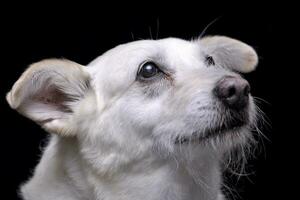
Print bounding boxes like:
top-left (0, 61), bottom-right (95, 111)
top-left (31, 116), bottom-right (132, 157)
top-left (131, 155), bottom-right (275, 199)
top-left (87, 152), bottom-right (222, 200)
top-left (23, 136), bottom-right (223, 200)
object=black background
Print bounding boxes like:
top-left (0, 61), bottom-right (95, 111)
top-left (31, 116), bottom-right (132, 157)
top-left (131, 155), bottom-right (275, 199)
top-left (1, 3), bottom-right (297, 200)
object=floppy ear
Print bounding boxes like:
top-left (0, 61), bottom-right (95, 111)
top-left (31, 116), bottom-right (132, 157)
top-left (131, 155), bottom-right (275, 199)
top-left (199, 36), bottom-right (258, 73)
top-left (6, 59), bottom-right (92, 136)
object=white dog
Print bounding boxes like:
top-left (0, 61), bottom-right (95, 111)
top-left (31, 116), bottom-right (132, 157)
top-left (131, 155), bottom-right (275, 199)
top-left (7, 36), bottom-right (259, 200)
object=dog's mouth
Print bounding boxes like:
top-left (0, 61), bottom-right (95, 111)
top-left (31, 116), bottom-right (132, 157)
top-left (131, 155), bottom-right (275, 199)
top-left (175, 119), bottom-right (248, 144)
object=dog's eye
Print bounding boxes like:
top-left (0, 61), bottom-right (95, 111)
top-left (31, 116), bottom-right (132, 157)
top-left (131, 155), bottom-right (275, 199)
top-left (138, 62), bottom-right (160, 79)
top-left (205, 55), bottom-right (215, 66)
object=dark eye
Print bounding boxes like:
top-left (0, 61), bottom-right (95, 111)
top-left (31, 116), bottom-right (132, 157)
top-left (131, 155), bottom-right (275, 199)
top-left (205, 55), bottom-right (215, 66)
top-left (138, 62), bottom-right (160, 79)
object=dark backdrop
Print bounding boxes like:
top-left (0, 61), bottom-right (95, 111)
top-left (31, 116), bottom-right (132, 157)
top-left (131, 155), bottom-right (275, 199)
top-left (1, 4), bottom-right (297, 200)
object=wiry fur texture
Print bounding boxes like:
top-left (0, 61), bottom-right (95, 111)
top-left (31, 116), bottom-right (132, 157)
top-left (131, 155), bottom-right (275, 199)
top-left (7, 36), bottom-right (261, 200)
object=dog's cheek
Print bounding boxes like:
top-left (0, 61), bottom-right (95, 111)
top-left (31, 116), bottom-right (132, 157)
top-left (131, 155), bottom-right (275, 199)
top-left (117, 96), bottom-right (164, 132)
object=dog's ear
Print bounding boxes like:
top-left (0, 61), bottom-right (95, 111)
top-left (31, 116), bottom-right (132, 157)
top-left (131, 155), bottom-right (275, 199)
top-left (6, 59), bottom-right (92, 136)
top-left (199, 36), bottom-right (258, 73)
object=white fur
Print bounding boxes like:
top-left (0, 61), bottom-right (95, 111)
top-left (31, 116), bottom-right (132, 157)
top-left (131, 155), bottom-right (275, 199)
top-left (7, 36), bottom-right (258, 200)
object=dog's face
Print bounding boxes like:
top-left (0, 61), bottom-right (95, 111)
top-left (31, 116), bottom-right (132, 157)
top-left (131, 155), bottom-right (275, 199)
top-left (7, 36), bottom-right (258, 174)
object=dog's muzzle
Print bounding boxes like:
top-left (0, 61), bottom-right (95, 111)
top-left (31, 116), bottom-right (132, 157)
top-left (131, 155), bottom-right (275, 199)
top-left (175, 76), bottom-right (252, 144)
top-left (213, 75), bottom-right (251, 128)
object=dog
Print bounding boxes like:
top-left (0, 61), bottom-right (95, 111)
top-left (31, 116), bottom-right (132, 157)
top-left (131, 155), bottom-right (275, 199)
top-left (7, 36), bottom-right (259, 200)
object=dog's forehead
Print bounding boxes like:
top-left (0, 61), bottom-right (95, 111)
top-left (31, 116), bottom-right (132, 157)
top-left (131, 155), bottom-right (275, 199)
top-left (86, 38), bottom-right (204, 99)
top-left (88, 38), bottom-right (200, 71)
top-left (112, 38), bottom-right (196, 57)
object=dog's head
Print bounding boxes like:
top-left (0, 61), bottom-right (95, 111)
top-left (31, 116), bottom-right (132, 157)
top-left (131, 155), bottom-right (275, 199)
top-left (7, 36), bottom-right (258, 174)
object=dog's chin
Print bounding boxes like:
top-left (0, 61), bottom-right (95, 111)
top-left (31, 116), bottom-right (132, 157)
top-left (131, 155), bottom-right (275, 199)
top-left (175, 123), bottom-right (249, 145)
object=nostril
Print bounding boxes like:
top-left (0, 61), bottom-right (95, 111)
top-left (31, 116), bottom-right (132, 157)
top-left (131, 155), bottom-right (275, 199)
top-left (227, 86), bottom-right (236, 98)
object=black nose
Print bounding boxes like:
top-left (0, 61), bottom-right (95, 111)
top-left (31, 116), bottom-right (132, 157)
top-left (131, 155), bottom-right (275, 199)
top-left (214, 76), bottom-right (250, 109)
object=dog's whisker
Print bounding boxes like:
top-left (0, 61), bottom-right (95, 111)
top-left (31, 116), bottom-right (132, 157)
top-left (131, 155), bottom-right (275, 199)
top-left (198, 16), bottom-right (222, 39)
top-left (253, 96), bottom-right (271, 105)
top-left (130, 32), bottom-right (135, 41)
top-left (222, 181), bottom-right (240, 200)
top-left (254, 100), bottom-right (271, 127)
top-left (156, 18), bottom-right (160, 40)
top-left (149, 26), bottom-right (153, 40)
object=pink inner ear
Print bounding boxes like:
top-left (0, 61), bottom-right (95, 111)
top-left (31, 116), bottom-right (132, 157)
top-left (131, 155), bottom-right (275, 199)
top-left (33, 84), bottom-right (73, 113)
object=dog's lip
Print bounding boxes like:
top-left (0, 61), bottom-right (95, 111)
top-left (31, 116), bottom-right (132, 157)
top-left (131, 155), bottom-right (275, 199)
top-left (174, 124), bottom-right (245, 144)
